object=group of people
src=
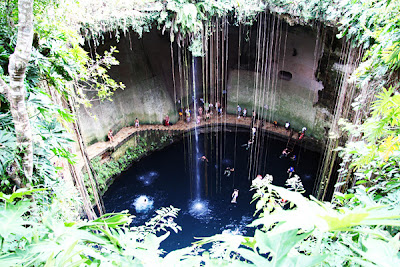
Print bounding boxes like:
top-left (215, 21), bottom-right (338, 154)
top-left (107, 103), bottom-right (308, 144)
top-left (236, 105), bottom-right (248, 118)
top-left (284, 121), bottom-right (307, 138)
top-left (178, 101), bottom-right (225, 124)
top-left (280, 148), bottom-right (297, 160)
top-left (198, 155), bottom-right (239, 203)
top-left (108, 117), bottom-right (140, 143)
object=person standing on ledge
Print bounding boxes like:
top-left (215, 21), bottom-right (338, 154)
top-left (299, 126), bottom-right (306, 140)
top-left (164, 115), bottom-right (170, 126)
top-left (243, 108), bottom-right (247, 117)
top-left (108, 129), bottom-right (114, 143)
top-left (237, 105), bottom-right (241, 118)
top-left (178, 108), bottom-right (183, 120)
top-left (135, 118), bottom-right (140, 128)
top-left (285, 121), bottom-right (290, 131)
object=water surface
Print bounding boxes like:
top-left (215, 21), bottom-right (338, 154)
top-left (103, 130), bottom-right (321, 251)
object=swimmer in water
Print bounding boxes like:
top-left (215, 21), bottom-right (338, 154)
top-left (280, 148), bottom-right (289, 158)
top-left (241, 140), bottom-right (253, 150)
top-left (224, 167), bottom-right (235, 177)
top-left (231, 189), bottom-right (239, 203)
top-left (199, 156), bottom-right (209, 162)
top-left (287, 166), bottom-right (295, 177)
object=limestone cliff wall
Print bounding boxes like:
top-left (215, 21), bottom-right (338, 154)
top-left (226, 26), bottom-right (333, 139)
top-left (79, 22), bottom-right (341, 144)
top-left (79, 30), bottom-right (178, 145)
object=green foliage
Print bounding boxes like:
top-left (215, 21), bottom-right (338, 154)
top-left (0, 130), bottom-right (16, 181)
top-left (86, 135), bottom-right (174, 197)
top-left (75, 0), bottom-right (265, 55)
top-left (1, 177), bottom-right (400, 266)
top-left (0, 0), bottom-right (126, 192)
top-left (179, 177), bottom-right (400, 266)
top-left (1, 0), bottom-right (400, 266)
top-left (0, 189), bottom-right (182, 266)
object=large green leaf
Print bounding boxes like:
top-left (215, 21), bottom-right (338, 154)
top-left (0, 200), bottom-right (32, 240)
top-left (254, 228), bottom-right (312, 264)
top-left (277, 253), bottom-right (327, 267)
top-left (0, 188), bottom-right (47, 203)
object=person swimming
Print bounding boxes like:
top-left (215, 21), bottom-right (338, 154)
top-left (199, 156), bottom-right (209, 162)
top-left (287, 166), bottom-right (295, 177)
top-left (231, 189), bottom-right (239, 203)
top-left (224, 167), bottom-right (235, 177)
top-left (280, 148), bottom-right (289, 158)
top-left (241, 140), bottom-right (253, 150)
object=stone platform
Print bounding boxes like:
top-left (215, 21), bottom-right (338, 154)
top-left (85, 114), bottom-right (322, 162)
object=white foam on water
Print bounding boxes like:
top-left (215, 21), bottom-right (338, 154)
top-left (132, 195), bottom-right (154, 213)
top-left (220, 215), bottom-right (253, 235)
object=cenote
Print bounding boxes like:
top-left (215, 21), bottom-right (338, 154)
top-left (103, 128), bottom-right (321, 251)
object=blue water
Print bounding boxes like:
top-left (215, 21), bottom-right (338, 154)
top-left (103, 130), bottom-right (321, 252)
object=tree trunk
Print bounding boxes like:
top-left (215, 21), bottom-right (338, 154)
top-left (68, 161), bottom-right (97, 220)
top-left (5, 0), bottom-right (34, 187)
top-left (68, 98), bottom-right (105, 216)
top-left (43, 81), bottom-right (98, 219)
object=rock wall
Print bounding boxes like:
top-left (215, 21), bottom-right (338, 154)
top-left (79, 20), bottom-right (341, 144)
top-left (79, 30), bottom-right (178, 145)
top-left (226, 26), bottom-right (333, 139)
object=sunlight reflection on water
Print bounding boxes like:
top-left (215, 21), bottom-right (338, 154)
top-left (188, 199), bottom-right (211, 220)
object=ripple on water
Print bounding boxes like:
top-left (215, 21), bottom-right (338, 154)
top-left (222, 158), bottom-right (233, 166)
top-left (188, 199), bottom-right (212, 220)
top-left (220, 215), bottom-right (252, 236)
top-left (304, 174), bottom-right (312, 179)
top-left (137, 171), bottom-right (159, 186)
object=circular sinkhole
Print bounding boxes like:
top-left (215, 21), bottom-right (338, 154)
top-left (103, 129), bottom-right (321, 251)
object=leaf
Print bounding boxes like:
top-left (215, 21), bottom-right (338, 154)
top-left (255, 229), bottom-right (311, 263)
top-left (235, 247), bottom-right (267, 266)
top-left (0, 188), bottom-right (47, 203)
top-left (277, 253), bottom-right (327, 267)
top-left (0, 130), bottom-right (16, 175)
top-left (162, 246), bottom-right (196, 265)
top-left (378, 135), bottom-right (399, 162)
top-left (0, 200), bottom-right (33, 240)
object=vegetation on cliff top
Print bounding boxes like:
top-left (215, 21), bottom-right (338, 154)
top-left (0, 0), bottom-right (399, 265)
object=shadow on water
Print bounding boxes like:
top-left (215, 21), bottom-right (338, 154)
top-left (103, 130), bottom-right (321, 252)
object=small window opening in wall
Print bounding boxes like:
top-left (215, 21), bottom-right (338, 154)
top-left (278, 71), bottom-right (292, 81)
top-left (292, 48), bottom-right (297, 56)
